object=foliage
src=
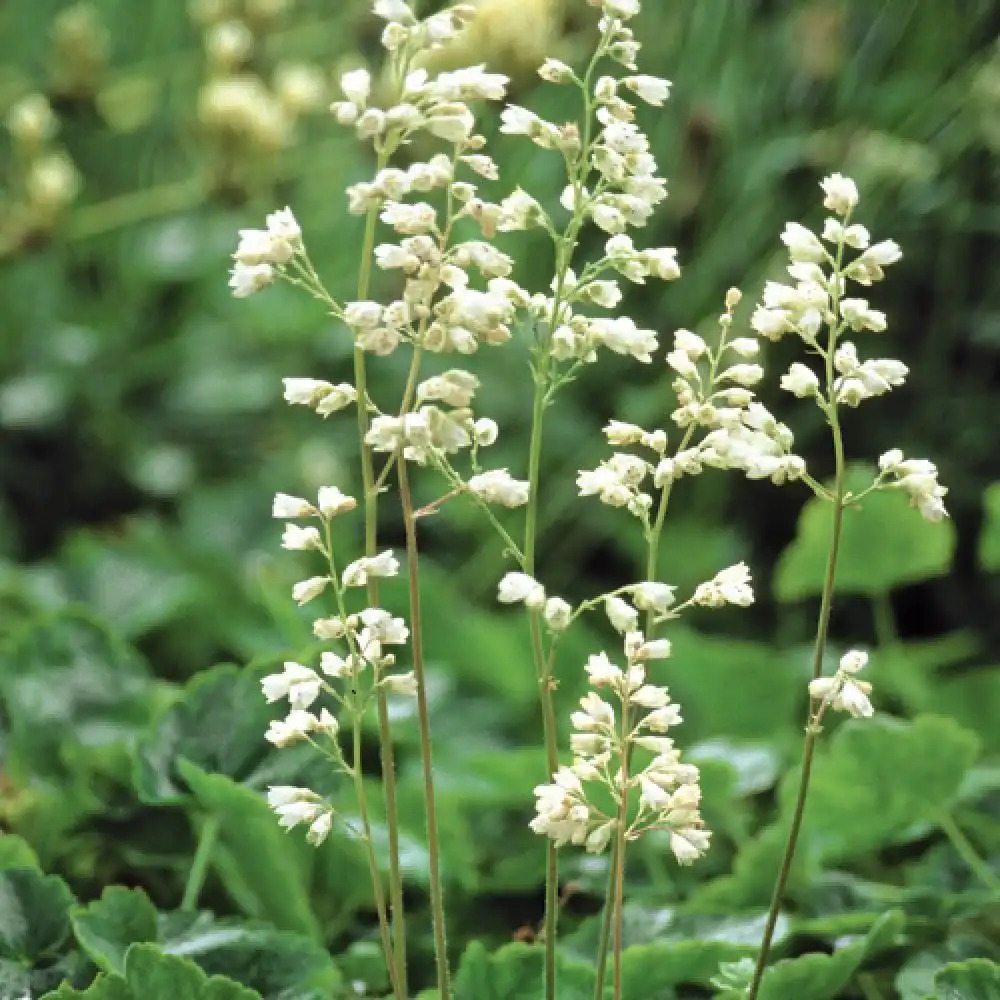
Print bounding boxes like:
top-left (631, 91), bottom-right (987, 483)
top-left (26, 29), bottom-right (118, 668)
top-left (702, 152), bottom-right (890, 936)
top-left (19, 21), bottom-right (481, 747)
top-left (1, 0), bottom-right (998, 998)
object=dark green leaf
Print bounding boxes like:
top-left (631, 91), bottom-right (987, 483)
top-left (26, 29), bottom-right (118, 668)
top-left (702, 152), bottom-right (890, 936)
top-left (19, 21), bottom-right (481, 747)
top-left (0, 868), bottom-right (75, 962)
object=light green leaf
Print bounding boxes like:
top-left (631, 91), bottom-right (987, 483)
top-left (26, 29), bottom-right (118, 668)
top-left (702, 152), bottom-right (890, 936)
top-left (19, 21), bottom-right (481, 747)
top-left (453, 942), bottom-right (594, 1000)
top-left (775, 465), bottom-right (955, 600)
top-left (176, 759), bottom-right (320, 941)
top-left (978, 483), bottom-right (1000, 571)
top-left (790, 715), bottom-right (980, 861)
top-left (0, 834), bottom-right (40, 871)
top-left (71, 886), bottom-right (158, 975)
top-left (617, 939), bottom-right (757, 999)
top-left (929, 958), bottom-right (1000, 999)
top-left (41, 973), bottom-right (131, 1000)
top-left (757, 909), bottom-right (904, 1000)
top-left (123, 944), bottom-right (262, 1000)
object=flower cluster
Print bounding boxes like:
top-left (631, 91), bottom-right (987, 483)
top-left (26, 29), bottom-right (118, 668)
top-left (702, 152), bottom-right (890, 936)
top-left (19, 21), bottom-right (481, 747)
top-left (808, 649), bottom-right (874, 720)
top-left (194, 0), bottom-right (325, 154)
top-left (262, 487), bottom-right (416, 842)
top-left (230, 208), bottom-right (303, 297)
top-left (530, 631), bottom-right (709, 865)
top-left (747, 173), bottom-right (947, 521)
top-left (878, 449), bottom-right (949, 523)
top-left (3, 93), bottom-right (81, 249)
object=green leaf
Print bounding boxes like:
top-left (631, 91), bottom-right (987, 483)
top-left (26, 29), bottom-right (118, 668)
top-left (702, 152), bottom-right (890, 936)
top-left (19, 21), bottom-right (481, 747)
top-left (71, 886), bottom-right (159, 975)
top-left (929, 958), bottom-right (1000, 999)
top-left (42, 973), bottom-right (132, 1000)
top-left (0, 868), bottom-right (75, 962)
top-left (134, 663), bottom-right (287, 805)
top-left (659, 629), bottom-right (803, 744)
top-left (0, 610), bottom-right (152, 784)
top-left (123, 944), bottom-right (262, 1000)
top-left (978, 483), bottom-right (1000, 572)
top-left (790, 715), bottom-right (980, 861)
top-left (159, 911), bottom-right (341, 1000)
top-left (0, 834), bottom-right (40, 871)
top-left (775, 465), bottom-right (956, 600)
top-left (618, 939), bottom-right (757, 999)
top-left (453, 942), bottom-right (594, 1000)
top-left (757, 909), bottom-right (904, 1000)
top-left (176, 759), bottom-right (320, 940)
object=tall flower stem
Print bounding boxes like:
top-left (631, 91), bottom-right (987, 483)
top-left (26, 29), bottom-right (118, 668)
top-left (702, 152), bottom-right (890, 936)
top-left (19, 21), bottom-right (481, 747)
top-left (398, 446), bottom-right (451, 1000)
top-left (524, 373), bottom-right (561, 1000)
top-left (352, 709), bottom-right (405, 1000)
top-left (611, 689), bottom-right (632, 1000)
top-left (748, 417), bottom-right (847, 1000)
top-left (353, 148), bottom-right (408, 998)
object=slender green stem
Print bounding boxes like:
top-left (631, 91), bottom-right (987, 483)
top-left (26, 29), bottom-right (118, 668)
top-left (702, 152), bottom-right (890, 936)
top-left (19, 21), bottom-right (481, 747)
top-left (611, 697), bottom-right (632, 1000)
top-left (351, 712), bottom-right (404, 1000)
top-left (938, 812), bottom-right (1000, 891)
top-left (353, 146), bottom-right (408, 998)
top-left (592, 837), bottom-right (618, 1000)
top-left (748, 276), bottom-right (850, 1000)
top-left (524, 376), bottom-right (561, 1000)
top-left (398, 452), bottom-right (451, 1000)
top-left (181, 814), bottom-right (220, 911)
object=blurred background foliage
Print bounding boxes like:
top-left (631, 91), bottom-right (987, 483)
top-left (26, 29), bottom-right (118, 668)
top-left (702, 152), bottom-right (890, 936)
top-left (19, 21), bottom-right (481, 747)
top-left (1, 0), bottom-right (1000, 997)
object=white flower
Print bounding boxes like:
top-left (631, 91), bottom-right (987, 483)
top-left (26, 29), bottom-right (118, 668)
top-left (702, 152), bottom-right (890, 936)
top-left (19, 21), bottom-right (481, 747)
top-left (693, 563), bottom-right (754, 607)
top-left (467, 469), bottom-right (530, 507)
top-left (272, 493), bottom-right (313, 518)
top-left (670, 830), bottom-right (709, 865)
top-left (320, 651), bottom-right (351, 678)
top-left (840, 649), bottom-right (868, 674)
top-left (340, 68), bottom-right (371, 105)
top-left (588, 317), bottom-right (658, 363)
top-left (265, 709), bottom-right (319, 747)
top-left (838, 679), bottom-right (875, 718)
top-left (820, 173), bottom-right (859, 216)
top-left (539, 58), bottom-right (574, 84)
top-left (629, 582), bottom-right (676, 614)
top-left (544, 597), bottom-right (573, 632)
top-left (383, 671), bottom-right (418, 696)
top-left (306, 810), bottom-right (334, 846)
top-left (374, 0), bottom-right (416, 23)
top-left (585, 651), bottom-right (622, 687)
top-left (268, 786), bottom-right (321, 829)
top-left (229, 261), bottom-right (274, 298)
top-left (344, 300), bottom-right (383, 330)
top-left (780, 362), bottom-right (821, 398)
top-left (781, 222), bottom-right (826, 262)
top-left (623, 75), bottom-right (671, 105)
top-left (603, 0), bottom-right (640, 20)
top-left (840, 298), bottom-right (887, 332)
top-left (292, 576), bottom-right (329, 605)
top-left (497, 572), bottom-right (546, 609)
top-left (474, 417), bottom-right (499, 447)
top-left (342, 550), bottom-right (400, 587)
top-left (282, 524), bottom-right (322, 550)
top-left (317, 486), bottom-right (357, 517)
top-left (605, 595), bottom-right (639, 633)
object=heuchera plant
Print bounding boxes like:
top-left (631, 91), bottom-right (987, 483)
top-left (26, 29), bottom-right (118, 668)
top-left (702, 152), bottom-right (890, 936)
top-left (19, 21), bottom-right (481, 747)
top-left (228, 2), bottom-right (948, 998)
